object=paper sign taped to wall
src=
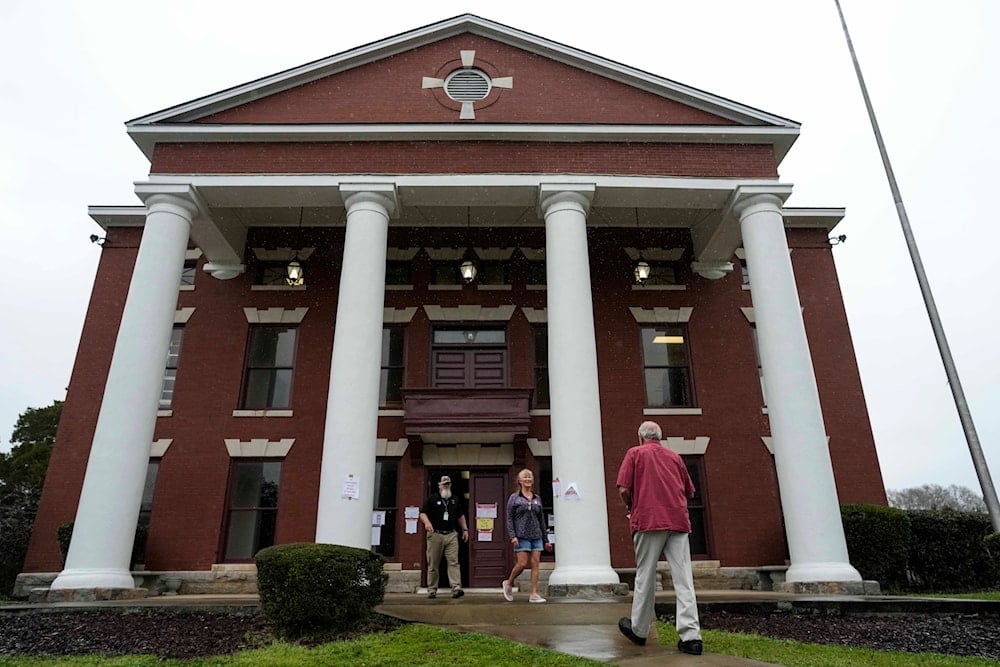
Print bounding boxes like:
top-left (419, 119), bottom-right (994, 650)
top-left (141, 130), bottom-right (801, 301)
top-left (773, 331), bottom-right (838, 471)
top-left (563, 482), bottom-right (582, 501)
top-left (476, 518), bottom-right (494, 530)
top-left (370, 526), bottom-right (381, 546)
top-left (476, 503), bottom-right (498, 519)
top-left (478, 530), bottom-right (492, 542)
top-left (372, 511), bottom-right (386, 526)
top-left (404, 506), bottom-right (420, 519)
top-left (405, 519), bottom-right (418, 534)
top-left (552, 477), bottom-right (562, 498)
top-left (342, 475), bottom-right (360, 500)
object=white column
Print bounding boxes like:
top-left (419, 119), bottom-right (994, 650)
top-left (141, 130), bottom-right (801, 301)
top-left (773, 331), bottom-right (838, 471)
top-left (737, 193), bottom-right (861, 584)
top-left (540, 185), bottom-right (619, 586)
top-left (316, 185), bottom-right (396, 548)
top-left (51, 193), bottom-right (195, 590)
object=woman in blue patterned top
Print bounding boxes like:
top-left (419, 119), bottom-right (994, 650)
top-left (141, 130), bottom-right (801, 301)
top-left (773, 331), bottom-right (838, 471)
top-left (501, 468), bottom-right (552, 603)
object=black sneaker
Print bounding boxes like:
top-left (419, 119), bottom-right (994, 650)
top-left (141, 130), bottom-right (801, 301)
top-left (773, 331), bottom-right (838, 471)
top-left (427, 591), bottom-right (437, 599)
top-left (617, 617), bottom-right (646, 646)
top-left (451, 589), bottom-right (464, 599)
top-left (677, 639), bottom-right (703, 655)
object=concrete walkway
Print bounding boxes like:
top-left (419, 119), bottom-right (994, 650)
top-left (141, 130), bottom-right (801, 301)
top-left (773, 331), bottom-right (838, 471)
top-left (379, 590), bottom-right (784, 666)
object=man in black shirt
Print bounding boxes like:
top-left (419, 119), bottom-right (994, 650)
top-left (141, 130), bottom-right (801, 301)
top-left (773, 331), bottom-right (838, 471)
top-left (419, 475), bottom-right (469, 599)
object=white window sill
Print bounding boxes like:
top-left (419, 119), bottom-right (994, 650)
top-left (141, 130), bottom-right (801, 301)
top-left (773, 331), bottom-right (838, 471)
top-left (643, 407), bottom-right (703, 416)
top-left (179, 285), bottom-right (196, 292)
top-left (429, 285), bottom-right (462, 291)
top-left (742, 285), bottom-right (751, 291)
top-left (251, 285), bottom-right (307, 292)
top-left (386, 285), bottom-right (414, 291)
top-left (526, 285), bottom-right (547, 291)
top-left (528, 409), bottom-right (551, 416)
top-left (477, 284), bottom-right (512, 291)
top-left (378, 409), bottom-right (405, 417)
top-left (157, 409), bottom-right (173, 417)
top-left (232, 409), bottom-right (294, 417)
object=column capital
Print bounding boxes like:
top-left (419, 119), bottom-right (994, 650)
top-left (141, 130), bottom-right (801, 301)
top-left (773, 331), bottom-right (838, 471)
top-left (726, 185), bottom-right (792, 220)
top-left (134, 183), bottom-right (207, 221)
top-left (537, 183), bottom-right (595, 219)
top-left (340, 183), bottom-right (399, 219)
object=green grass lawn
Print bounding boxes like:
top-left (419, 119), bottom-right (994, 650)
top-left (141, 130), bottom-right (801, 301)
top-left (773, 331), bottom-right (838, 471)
top-left (655, 620), bottom-right (998, 667)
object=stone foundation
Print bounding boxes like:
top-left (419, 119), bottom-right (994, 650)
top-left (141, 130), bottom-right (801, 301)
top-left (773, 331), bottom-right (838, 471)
top-left (546, 583), bottom-right (629, 598)
top-left (32, 587), bottom-right (150, 603)
top-left (775, 580), bottom-right (882, 595)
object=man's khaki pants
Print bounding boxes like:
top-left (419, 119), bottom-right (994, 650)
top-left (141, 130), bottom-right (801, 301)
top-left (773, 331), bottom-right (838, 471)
top-left (631, 530), bottom-right (702, 642)
top-left (426, 531), bottom-right (461, 593)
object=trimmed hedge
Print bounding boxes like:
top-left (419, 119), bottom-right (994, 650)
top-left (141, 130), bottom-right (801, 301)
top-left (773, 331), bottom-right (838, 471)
top-left (840, 503), bottom-right (910, 591)
top-left (906, 509), bottom-right (998, 592)
top-left (255, 542), bottom-right (387, 639)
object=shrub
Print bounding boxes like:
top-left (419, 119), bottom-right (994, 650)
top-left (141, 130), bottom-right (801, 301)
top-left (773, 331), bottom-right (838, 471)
top-left (985, 532), bottom-right (1000, 570)
top-left (255, 542), bottom-right (387, 639)
top-left (57, 521), bottom-right (74, 565)
top-left (906, 509), bottom-right (999, 592)
top-left (841, 503), bottom-right (910, 591)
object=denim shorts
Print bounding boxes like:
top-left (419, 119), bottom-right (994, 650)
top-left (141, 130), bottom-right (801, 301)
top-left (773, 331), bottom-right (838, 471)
top-left (514, 537), bottom-right (544, 552)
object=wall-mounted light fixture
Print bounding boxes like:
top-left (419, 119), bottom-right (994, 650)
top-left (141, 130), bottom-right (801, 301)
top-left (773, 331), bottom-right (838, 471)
top-left (828, 234), bottom-right (847, 246)
top-left (89, 234), bottom-right (106, 246)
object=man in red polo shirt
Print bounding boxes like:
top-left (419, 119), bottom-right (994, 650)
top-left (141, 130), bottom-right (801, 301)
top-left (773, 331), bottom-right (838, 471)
top-left (615, 420), bottom-right (703, 656)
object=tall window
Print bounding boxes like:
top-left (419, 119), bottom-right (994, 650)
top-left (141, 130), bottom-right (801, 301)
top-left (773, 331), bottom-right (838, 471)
top-left (478, 260), bottom-right (509, 286)
top-left (255, 262), bottom-right (297, 286)
top-left (750, 326), bottom-right (767, 407)
top-left (380, 328), bottom-right (405, 406)
top-left (223, 460), bottom-right (281, 561)
top-left (532, 326), bottom-right (549, 407)
top-left (180, 260), bottom-right (197, 286)
top-left (682, 456), bottom-right (710, 557)
top-left (526, 261), bottom-right (546, 286)
top-left (385, 260), bottom-right (412, 286)
top-left (159, 327), bottom-right (184, 409)
top-left (372, 460), bottom-right (398, 557)
top-left (641, 326), bottom-right (695, 407)
top-left (432, 262), bottom-right (463, 285)
top-left (134, 459), bottom-right (160, 565)
top-left (241, 327), bottom-right (298, 409)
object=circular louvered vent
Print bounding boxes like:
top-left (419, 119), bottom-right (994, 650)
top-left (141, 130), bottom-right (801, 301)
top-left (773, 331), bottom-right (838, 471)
top-left (444, 69), bottom-right (491, 101)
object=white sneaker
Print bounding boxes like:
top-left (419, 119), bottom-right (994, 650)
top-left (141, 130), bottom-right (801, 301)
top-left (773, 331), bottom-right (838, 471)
top-left (502, 579), bottom-right (514, 602)
top-left (529, 594), bottom-right (546, 603)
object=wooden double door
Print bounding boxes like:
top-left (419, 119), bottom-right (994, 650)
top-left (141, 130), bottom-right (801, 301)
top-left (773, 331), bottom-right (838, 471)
top-left (425, 469), bottom-right (510, 588)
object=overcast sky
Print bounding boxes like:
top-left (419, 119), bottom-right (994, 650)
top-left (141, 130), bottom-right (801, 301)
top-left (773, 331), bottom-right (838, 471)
top-left (1, 0), bottom-right (997, 496)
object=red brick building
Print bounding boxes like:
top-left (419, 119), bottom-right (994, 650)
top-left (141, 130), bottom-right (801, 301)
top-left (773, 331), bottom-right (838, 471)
top-left (20, 15), bottom-right (886, 598)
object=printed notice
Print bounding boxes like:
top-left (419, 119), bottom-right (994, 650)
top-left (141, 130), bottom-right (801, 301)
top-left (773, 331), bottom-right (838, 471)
top-left (404, 506), bottom-right (420, 519)
top-left (476, 503), bottom-right (498, 519)
top-left (563, 482), bottom-right (582, 501)
top-left (372, 510), bottom-right (386, 526)
top-left (551, 477), bottom-right (562, 498)
top-left (405, 519), bottom-right (418, 534)
top-left (342, 475), bottom-right (360, 500)
top-left (476, 518), bottom-right (494, 531)
top-left (370, 526), bottom-right (381, 546)
top-left (477, 530), bottom-right (493, 542)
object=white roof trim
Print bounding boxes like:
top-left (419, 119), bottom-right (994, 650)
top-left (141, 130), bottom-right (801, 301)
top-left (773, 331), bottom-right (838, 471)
top-left (126, 14), bottom-right (798, 131)
top-left (127, 123), bottom-right (799, 162)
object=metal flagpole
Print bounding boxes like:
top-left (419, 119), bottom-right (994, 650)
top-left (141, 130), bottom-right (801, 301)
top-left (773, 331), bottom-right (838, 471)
top-left (833, 0), bottom-right (1000, 530)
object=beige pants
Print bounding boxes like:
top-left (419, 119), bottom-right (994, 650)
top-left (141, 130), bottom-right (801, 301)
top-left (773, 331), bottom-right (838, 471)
top-left (631, 530), bottom-right (701, 642)
top-left (426, 531), bottom-right (461, 593)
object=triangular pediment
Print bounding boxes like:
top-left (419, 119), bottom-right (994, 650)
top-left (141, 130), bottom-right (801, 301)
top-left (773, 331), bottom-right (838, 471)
top-left (129, 15), bottom-right (797, 130)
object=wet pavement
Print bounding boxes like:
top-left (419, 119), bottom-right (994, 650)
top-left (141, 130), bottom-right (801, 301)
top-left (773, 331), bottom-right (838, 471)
top-left (379, 590), bottom-right (788, 666)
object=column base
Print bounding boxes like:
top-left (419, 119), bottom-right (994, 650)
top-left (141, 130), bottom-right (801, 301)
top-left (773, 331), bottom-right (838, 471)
top-left (774, 580), bottom-right (882, 596)
top-left (548, 564), bottom-right (620, 587)
top-left (50, 568), bottom-right (137, 591)
top-left (785, 561), bottom-right (862, 584)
